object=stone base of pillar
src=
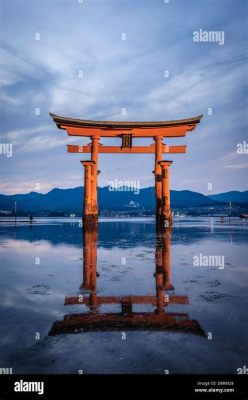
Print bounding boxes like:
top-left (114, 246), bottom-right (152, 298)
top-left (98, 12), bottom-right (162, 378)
top-left (83, 214), bottom-right (98, 230)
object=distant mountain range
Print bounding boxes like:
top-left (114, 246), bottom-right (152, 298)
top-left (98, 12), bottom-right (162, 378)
top-left (208, 191), bottom-right (248, 203)
top-left (0, 187), bottom-right (247, 215)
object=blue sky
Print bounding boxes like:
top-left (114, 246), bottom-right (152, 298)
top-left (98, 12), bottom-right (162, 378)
top-left (0, 0), bottom-right (247, 195)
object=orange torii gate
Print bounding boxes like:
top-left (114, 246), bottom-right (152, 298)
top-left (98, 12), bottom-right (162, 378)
top-left (50, 113), bottom-right (202, 227)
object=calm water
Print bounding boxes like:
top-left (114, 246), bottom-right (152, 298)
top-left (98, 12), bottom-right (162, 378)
top-left (0, 217), bottom-right (247, 374)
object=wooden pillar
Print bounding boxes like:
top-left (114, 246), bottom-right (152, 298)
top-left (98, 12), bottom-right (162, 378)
top-left (154, 136), bottom-right (163, 220)
top-left (162, 227), bottom-right (174, 290)
top-left (81, 225), bottom-right (98, 314)
top-left (90, 228), bottom-right (98, 291)
top-left (81, 161), bottom-right (96, 227)
top-left (159, 160), bottom-right (173, 227)
top-left (82, 228), bottom-right (98, 291)
top-left (155, 232), bottom-right (165, 314)
top-left (82, 228), bottom-right (91, 290)
top-left (91, 136), bottom-right (99, 216)
top-left (155, 226), bottom-right (173, 314)
top-left (88, 227), bottom-right (98, 313)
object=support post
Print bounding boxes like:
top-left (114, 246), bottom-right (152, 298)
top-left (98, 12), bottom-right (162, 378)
top-left (155, 232), bottom-right (165, 314)
top-left (162, 227), bottom-right (174, 290)
top-left (158, 160), bottom-right (173, 227)
top-left (82, 228), bottom-right (92, 290)
top-left (81, 161), bottom-right (97, 228)
top-left (81, 227), bottom-right (98, 313)
top-left (155, 226), bottom-right (173, 314)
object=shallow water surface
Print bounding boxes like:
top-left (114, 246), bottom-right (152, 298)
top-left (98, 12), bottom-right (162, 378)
top-left (0, 217), bottom-right (247, 374)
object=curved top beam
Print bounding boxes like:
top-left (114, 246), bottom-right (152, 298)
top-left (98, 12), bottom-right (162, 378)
top-left (50, 113), bottom-right (203, 130)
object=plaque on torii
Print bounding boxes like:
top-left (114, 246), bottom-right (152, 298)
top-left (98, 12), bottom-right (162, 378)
top-left (50, 113), bottom-right (202, 228)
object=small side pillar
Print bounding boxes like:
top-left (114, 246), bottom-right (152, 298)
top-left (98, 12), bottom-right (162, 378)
top-left (158, 160), bottom-right (173, 228)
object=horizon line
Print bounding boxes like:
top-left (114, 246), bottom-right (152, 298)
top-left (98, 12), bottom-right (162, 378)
top-left (0, 185), bottom-right (247, 197)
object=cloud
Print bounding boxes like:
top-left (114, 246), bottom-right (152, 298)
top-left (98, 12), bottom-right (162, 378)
top-left (0, 0), bottom-right (247, 194)
top-left (224, 162), bottom-right (248, 170)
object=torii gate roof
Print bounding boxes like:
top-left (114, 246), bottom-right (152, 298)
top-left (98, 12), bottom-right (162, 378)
top-left (50, 113), bottom-right (203, 138)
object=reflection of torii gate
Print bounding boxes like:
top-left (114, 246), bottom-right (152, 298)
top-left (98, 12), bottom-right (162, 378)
top-left (49, 227), bottom-right (205, 336)
top-left (50, 114), bottom-right (202, 227)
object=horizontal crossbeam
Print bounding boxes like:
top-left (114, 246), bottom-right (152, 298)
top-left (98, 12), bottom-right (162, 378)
top-left (62, 125), bottom-right (193, 137)
top-left (67, 144), bottom-right (187, 154)
top-left (64, 295), bottom-right (189, 305)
